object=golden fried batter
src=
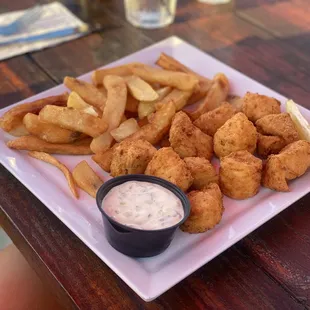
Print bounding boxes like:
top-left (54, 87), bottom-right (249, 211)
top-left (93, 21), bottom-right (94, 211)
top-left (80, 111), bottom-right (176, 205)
top-left (145, 147), bottom-right (193, 192)
top-left (256, 113), bottom-right (299, 144)
top-left (193, 103), bottom-right (236, 136)
top-left (110, 139), bottom-right (156, 177)
top-left (184, 157), bottom-right (218, 190)
top-left (256, 133), bottom-right (286, 157)
top-left (213, 112), bottom-right (257, 158)
top-left (262, 140), bottom-right (310, 191)
top-left (169, 111), bottom-right (213, 160)
top-left (219, 150), bottom-right (262, 199)
top-left (180, 183), bottom-right (224, 233)
top-left (242, 92), bottom-right (281, 122)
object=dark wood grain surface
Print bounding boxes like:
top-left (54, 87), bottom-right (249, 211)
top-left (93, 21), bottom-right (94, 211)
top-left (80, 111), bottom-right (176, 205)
top-left (1, 0), bottom-right (310, 309)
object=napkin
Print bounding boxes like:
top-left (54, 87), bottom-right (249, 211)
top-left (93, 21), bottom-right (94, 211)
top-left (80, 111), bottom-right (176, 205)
top-left (0, 2), bottom-right (89, 61)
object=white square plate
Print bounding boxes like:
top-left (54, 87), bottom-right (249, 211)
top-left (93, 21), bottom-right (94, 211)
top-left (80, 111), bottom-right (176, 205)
top-left (1, 36), bottom-right (310, 302)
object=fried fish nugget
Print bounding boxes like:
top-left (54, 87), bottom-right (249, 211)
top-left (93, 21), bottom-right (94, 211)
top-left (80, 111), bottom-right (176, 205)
top-left (169, 111), bottom-right (213, 160)
top-left (193, 103), bottom-right (236, 136)
top-left (145, 147), bottom-right (193, 192)
top-left (242, 92), bottom-right (281, 122)
top-left (110, 139), bottom-right (156, 177)
top-left (262, 140), bottom-right (310, 192)
top-left (256, 133), bottom-right (286, 157)
top-left (214, 112), bottom-right (257, 158)
top-left (256, 113), bottom-right (299, 145)
top-left (184, 157), bottom-right (218, 190)
top-left (219, 151), bottom-right (262, 199)
top-left (180, 183), bottom-right (224, 233)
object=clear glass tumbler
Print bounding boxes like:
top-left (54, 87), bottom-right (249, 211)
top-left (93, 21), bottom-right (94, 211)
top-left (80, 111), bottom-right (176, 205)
top-left (124, 0), bottom-right (177, 29)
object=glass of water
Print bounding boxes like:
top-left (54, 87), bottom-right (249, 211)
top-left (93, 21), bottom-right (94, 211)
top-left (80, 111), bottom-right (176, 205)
top-left (124, 0), bottom-right (177, 29)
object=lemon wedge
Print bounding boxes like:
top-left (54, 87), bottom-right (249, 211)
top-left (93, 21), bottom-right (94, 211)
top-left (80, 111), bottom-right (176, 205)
top-left (286, 99), bottom-right (310, 141)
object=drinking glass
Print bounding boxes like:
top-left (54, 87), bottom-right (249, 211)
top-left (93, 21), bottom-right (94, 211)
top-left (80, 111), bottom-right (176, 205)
top-left (124, 0), bottom-right (177, 29)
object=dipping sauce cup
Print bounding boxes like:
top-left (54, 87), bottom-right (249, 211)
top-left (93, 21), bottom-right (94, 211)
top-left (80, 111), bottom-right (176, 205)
top-left (96, 174), bottom-right (190, 257)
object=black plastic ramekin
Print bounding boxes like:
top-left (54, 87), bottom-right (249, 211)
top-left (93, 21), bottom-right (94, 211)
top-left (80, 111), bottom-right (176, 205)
top-left (96, 174), bottom-right (190, 257)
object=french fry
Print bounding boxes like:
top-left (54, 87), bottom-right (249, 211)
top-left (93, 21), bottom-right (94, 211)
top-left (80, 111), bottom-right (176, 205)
top-left (7, 136), bottom-right (93, 155)
top-left (0, 93), bottom-right (68, 133)
top-left (67, 92), bottom-right (100, 117)
top-left (125, 75), bottom-right (159, 101)
top-left (64, 77), bottom-right (106, 110)
top-left (156, 53), bottom-right (207, 80)
top-left (138, 86), bottom-right (172, 119)
top-left (91, 63), bottom-right (141, 86)
top-left (110, 118), bottom-right (140, 142)
top-left (188, 73), bottom-right (229, 120)
top-left (90, 76), bottom-right (127, 153)
top-left (126, 93), bottom-right (139, 113)
top-left (92, 145), bottom-right (118, 173)
top-left (39, 106), bottom-right (108, 138)
top-left (28, 151), bottom-right (78, 198)
top-left (24, 113), bottom-right (82, 144)
top-left (8, 124), bottom-right (29, 137)
top-left (72, 161), bottom-right (103, 198)
top-left (128, 101), bottom-right (176, 145)
top-left (137, 117), bottom-right (149, 127)
top-left (156, 53), bottom-right (212, 105)
top-left (131, 64), bottom-right (199, 91)
top-left (155, 89), bottom-right (192, 111)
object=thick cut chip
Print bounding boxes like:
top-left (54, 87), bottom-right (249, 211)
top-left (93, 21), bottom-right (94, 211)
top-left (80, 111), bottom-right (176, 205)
top-left (0, 93), bottom-right (68, 133)
top-left (23, 113), bottom-right (82, 144)
top-left (155, 53), bottom-right (211, 105)
top-left (131, 63), bottom-right (199, 91)
top-left (125, 75), bottom-right (159, 101)
top-left (110, 118), bottom-right (140, 142)
top-left (7, 136), bottom-right (93, 155)
top-left (72, 161), bottom-right (103, 198)
top-left (91, 63), bottom-right (141, 86)
top-left (126, 93), bottom-right (139, 113)
top-left (64, 77), bottom-right (106, 110)
top-left (39, 105), bottom-right (107, 138)
top-left (138, 86), bottom-right (171, 119)
top-left (128, 101), bottom-right (176, 145)
top-left (155, 89), bottom-right (192, 111)
top-left (90, 75), bottom-right (127, 153)
top-left (189, 73), bottom-right (229, 120)
top-left (28, 151), bottom-right (78, 198)
top-left (67, 92), bottom-right (100, 117)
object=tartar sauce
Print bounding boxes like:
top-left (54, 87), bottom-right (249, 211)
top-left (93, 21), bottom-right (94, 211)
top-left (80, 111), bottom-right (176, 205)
top-left (102, 181), bottom-right (184, 230)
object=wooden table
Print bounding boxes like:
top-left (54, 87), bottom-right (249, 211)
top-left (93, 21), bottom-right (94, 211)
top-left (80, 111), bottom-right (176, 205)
top-left (1, 0), bottom-right (310, 309)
